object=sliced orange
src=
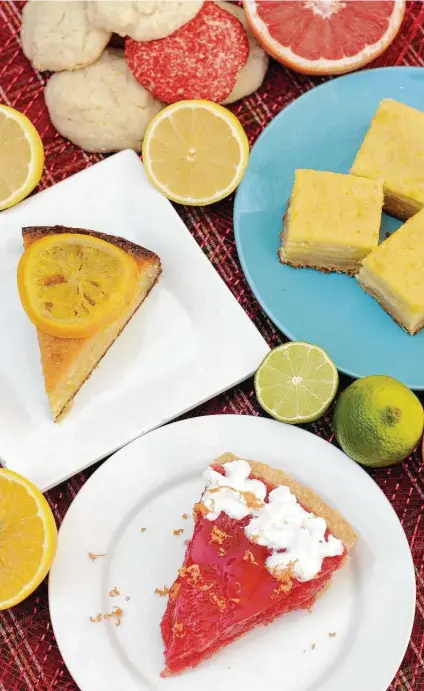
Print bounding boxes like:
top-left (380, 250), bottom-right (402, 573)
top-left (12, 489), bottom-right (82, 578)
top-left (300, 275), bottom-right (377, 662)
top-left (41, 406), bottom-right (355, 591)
top-left (0, 468), bottom-right (57, 610)
top-left (17, 233), bottom-right (139, 339)
top-left (244, 0), bottom-right (406, 76)
top-left (0, 105), bottom-right (44, 210)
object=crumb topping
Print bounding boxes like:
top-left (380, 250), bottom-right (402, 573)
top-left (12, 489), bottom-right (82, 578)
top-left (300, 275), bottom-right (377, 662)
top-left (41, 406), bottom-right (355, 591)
top-left (218, 547), bottom-right (226, 557)
top-left (173, 528), bottom-right (184, 536)
top-left (329, 632), bottom-right (337, 638)
top-left (182, 513), bottom-right (188, 520)
top-left (243, 550), bottom-right (258, 565)
top-left (90, 606), bottom-right (123, 627)
top-left (140, 527), bottom-right (146, 533)
top-left (154, 586), bottom-right (170, 597)
top-left (108, 586), bottom-right (120, 597)
top-left (88, 552), bottom-right (106, 561)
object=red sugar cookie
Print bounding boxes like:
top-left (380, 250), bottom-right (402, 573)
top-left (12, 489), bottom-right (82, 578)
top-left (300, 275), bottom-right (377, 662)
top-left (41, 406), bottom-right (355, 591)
top-left (125, 1), bottom-right (249, 104)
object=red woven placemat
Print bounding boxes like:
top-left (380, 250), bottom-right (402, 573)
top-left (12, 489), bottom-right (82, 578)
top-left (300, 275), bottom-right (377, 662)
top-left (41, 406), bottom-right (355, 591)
top-left (0, 2), bottom-right (423, 690)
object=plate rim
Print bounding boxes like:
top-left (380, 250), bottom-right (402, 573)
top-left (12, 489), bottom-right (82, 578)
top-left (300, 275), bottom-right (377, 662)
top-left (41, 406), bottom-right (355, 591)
top-left (234, 65), bottom-right (424, 388)
top-left (49, 413), bottom-right (416, 691)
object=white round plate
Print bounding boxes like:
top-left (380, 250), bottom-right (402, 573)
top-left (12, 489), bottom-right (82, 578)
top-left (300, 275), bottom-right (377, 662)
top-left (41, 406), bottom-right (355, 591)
top-left (49, 415), bottom-right (415, 691)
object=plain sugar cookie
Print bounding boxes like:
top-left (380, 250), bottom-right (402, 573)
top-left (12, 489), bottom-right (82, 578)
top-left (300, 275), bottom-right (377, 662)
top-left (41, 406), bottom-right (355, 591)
top-left (125, 1), bottom-right (249, 104)
top-left (45, 49), bottom-right (162, 153)
top-left (87, 1), bottom-right (204, 41)
top-left (218, 2), bottom-right (269, 105)
top-left (21, 0), bottom-right (111, 72)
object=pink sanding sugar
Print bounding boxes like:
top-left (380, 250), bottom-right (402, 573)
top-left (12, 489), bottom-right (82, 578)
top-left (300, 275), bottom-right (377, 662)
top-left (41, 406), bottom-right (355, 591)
top-left (125, 2), bottom-right (249, 104)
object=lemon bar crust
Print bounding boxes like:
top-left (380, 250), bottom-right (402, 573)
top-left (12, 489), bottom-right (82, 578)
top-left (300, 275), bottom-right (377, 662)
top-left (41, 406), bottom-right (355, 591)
top-left (279, 210), bottom-right (359, 276)
top-left (357, 276), bottom-right (424, 336)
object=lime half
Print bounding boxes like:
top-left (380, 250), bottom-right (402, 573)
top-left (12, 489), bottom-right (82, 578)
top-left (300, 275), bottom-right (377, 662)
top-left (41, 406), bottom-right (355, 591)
top-left (255, 342), bottom-right (339, 424)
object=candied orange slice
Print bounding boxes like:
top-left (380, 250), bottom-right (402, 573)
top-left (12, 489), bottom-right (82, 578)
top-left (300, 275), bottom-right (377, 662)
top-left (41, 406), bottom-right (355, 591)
top-left (17, 233), bottom-right (139, 339)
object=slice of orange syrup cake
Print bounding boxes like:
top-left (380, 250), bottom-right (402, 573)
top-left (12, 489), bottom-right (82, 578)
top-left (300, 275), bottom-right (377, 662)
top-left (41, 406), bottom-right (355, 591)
top-left (161, 453), bottom-right (356, 676)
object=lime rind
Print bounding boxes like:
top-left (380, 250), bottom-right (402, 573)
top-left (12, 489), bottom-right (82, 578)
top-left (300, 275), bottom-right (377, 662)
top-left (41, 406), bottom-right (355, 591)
top-left (255, 341), bottom-right (339, 424)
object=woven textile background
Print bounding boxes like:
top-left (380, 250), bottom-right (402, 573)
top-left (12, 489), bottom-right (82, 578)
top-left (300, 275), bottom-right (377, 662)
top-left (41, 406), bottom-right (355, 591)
top-left (0, 1), bottom-right (423, 689)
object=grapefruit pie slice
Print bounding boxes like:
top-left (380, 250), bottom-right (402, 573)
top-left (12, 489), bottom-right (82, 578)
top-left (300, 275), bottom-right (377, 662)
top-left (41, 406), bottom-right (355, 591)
top-left (161, 453), bottom-right (356, 676)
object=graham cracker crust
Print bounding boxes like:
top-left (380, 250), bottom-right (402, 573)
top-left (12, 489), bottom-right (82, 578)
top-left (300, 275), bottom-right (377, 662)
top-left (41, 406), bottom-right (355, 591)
top-left (279, 207), bottom-right (360, 276)
top-left (383, 193), bottom-right (423, 222)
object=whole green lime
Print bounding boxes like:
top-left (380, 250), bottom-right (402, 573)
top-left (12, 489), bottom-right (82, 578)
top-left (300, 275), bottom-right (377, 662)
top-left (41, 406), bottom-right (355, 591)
top-left (333, 375), bottom-right (424, 467)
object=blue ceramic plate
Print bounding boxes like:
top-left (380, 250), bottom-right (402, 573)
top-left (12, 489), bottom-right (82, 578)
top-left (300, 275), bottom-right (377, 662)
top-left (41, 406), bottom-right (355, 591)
top-left (234, 67), bottom-right (424, 389)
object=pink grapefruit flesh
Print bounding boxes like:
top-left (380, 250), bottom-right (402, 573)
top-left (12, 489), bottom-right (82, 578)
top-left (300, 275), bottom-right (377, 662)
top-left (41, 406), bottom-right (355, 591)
top-left (243, 0), bottom-right (406, 75)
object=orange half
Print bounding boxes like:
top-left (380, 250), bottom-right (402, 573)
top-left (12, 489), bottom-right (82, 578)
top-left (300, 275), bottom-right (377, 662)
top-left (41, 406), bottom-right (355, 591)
top-left (0, 468), bottom-right (57, 610)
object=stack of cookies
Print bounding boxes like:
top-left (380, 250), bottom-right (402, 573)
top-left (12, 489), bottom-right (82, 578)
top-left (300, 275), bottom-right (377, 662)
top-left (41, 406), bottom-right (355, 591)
top-left (21, 0), bottom-right (269, 153)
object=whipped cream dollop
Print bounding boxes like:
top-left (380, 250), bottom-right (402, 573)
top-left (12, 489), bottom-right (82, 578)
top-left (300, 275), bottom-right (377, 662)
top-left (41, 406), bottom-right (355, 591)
top-left (202, 460), bottom-right (267, 521)
top-left (245, 485), bottom-right (344, 581)
top-left (201, 460), bottom-right (344, 582)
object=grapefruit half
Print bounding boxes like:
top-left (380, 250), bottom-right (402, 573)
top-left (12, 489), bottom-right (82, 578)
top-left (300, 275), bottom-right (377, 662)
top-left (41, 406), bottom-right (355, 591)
top-left (243, 0), bottom-right (406, 76)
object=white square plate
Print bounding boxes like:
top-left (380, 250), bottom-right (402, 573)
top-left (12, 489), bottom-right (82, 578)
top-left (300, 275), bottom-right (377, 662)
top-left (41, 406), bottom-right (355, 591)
top-left (0, 150), bottom-right (269, 491)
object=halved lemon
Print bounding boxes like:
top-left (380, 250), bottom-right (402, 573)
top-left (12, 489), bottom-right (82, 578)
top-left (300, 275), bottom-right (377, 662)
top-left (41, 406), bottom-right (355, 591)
top-left (0, 105), bottom-right (44, 211)
top-left (0, 468), bottom-right (57, 610)
top-left (142, 100), bottom-right (249, 206)
top-left (17, 233), bottom-right (139, 339)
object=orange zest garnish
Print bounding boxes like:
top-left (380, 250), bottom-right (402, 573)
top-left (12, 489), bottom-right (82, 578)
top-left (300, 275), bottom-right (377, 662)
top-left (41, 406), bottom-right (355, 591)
top-left (209, 592), bottom-right (226, 612)
top-left (172, 621), bottom-right (185, 638)
top-left (210, 526), bottom-right (230, 545)
top-left (243, 550), bottom-right (258, 565)
top-left (169, 583), bottom-right (181, 601)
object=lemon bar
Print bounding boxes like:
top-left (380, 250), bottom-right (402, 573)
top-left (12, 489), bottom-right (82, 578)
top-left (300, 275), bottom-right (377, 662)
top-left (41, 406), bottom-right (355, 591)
top-left (357, 209), bottom-right (424, 335)
top-left (279, 170), bottom-right (384, 275)
top-left (351, 99), bottom-right (424, 220)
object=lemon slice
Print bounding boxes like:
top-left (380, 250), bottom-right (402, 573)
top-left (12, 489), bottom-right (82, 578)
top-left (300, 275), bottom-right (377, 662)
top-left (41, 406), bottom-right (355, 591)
top-left (17, 233), bottom-right (139, 339)
top-left (0, 105), bottom-right (44, 211)
top-left (255, 342), bottom-right (339, 424)
top-left (142, 100), bottom-right (249, 206)
top-left (0, 468), bottom-right (57, 610)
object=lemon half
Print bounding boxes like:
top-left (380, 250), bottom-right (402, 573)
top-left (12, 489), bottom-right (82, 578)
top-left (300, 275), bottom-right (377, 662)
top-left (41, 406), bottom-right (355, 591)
top-left (0, 105), bottom-right (44, 211)
top-left (142, 100), bottom-right (249, 206)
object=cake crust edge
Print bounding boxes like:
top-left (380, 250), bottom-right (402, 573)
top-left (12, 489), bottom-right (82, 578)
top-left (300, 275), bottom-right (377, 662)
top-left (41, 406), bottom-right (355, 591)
top-left (214, 452), bottom-right (357, 551)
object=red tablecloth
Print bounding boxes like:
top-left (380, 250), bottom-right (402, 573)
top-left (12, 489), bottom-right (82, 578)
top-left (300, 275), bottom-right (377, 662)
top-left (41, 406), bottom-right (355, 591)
top-left (0, 2), bottom-right (423, 689)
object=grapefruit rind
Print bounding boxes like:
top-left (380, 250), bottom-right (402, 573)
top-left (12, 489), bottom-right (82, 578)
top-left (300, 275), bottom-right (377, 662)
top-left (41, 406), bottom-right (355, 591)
top-left (243, 0), bottom-right (406, 76)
